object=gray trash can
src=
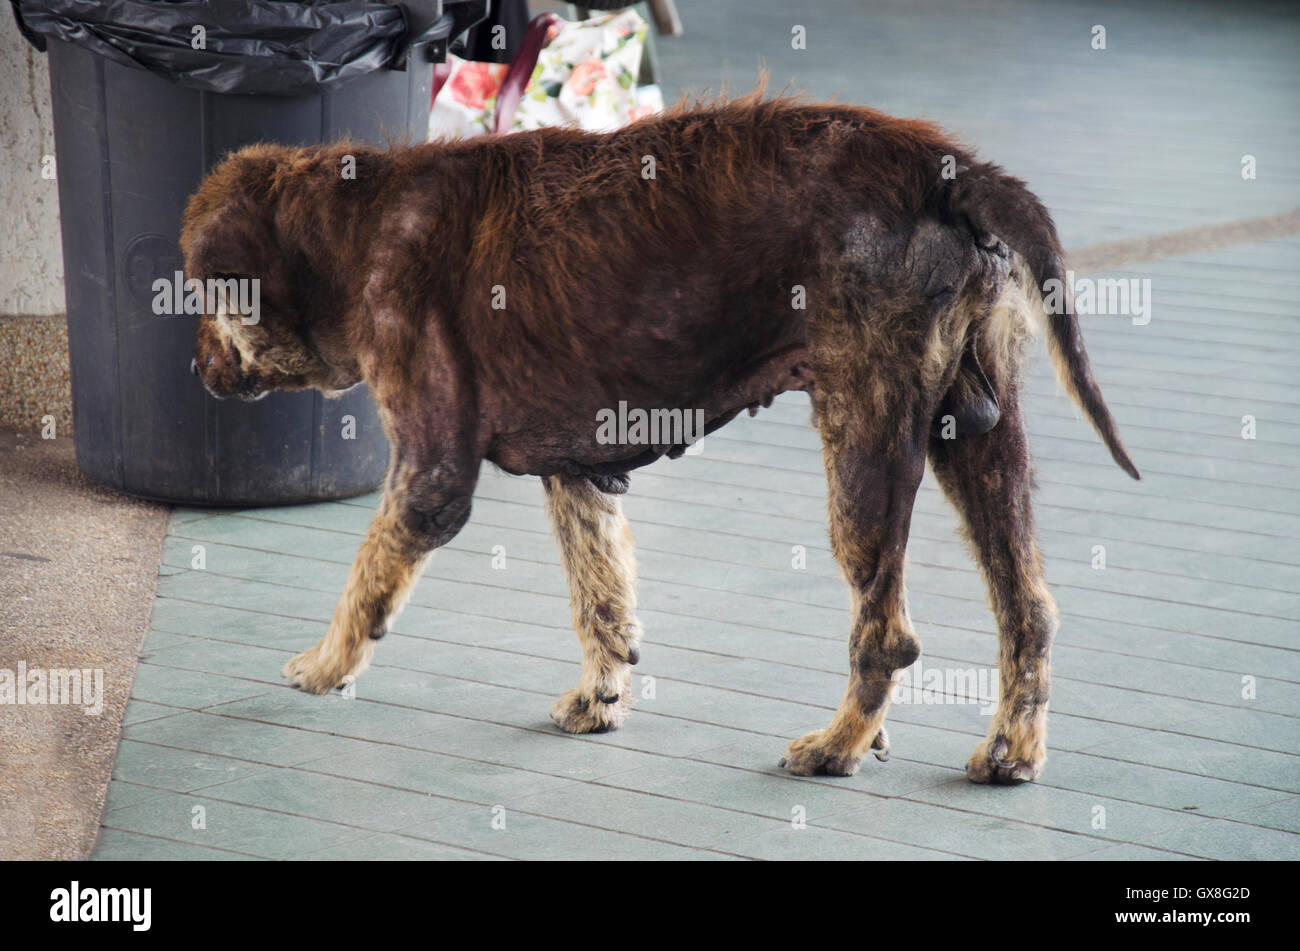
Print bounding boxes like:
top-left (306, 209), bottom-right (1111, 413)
top-left (12, 0), bottom-right (487, 504)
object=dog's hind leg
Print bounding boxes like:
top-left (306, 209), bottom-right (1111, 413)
top-left (545, 474), bottom-right (643, 734)
top-left (928, 379), bottom-right (1056, 784)
top-left (780, 378), bottom-right (930, 776)
top-left (283, 457), bottom-right (477, 694)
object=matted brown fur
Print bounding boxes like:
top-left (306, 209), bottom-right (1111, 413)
top-left (181, 89), bottom-right (1138, 784)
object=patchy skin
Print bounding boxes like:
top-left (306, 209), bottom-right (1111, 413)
top-left (180, 90), bottom-right (1137, 784)
top-left (779, 299), bottom-right (931, 777)
top-left (928, 374), bottom-right (1059, 784)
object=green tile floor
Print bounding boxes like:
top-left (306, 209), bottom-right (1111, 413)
top-left (92, 0), bottom-right (1300, 859)
top-left (94, 237), bottom-right (1300, 860)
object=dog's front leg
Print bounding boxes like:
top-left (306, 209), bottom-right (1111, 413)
top-left (544, 474), bottom-right (643, 733)
top-left (284, 456), bottom-right (476, 694)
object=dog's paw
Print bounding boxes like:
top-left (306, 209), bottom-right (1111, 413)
top-left (778, 730), bottom-right (863, 777)
top-left (283, 643), bottom-right (363, 695)
top-left (966, 734), bottom-right (1044, 785)
top-left (550, 688), bottom-right (629, 734)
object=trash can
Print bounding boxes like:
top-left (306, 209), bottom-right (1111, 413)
top-left (11, 0), bottom-right (487, 504)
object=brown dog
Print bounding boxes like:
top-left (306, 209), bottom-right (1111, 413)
top-left (181, 92), bottom-right (1138, 784)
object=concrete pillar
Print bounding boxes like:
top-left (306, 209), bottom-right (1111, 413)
top-left (0, 24), bottom-right (70, 434)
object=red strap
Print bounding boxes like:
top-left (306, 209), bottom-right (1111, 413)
top-left (493, 12), bottom-right (560, 134)
top-left (431, 62), bottom-right (453, 106)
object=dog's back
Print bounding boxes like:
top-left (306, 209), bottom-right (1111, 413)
top-left (407, 97), bottom-right (1138, 480)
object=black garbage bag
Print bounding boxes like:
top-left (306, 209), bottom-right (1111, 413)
top-left (10, 0), bottom-right (416, 95)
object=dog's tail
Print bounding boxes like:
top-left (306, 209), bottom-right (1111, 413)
top-left (945, 165), bottom-right (1140, 480)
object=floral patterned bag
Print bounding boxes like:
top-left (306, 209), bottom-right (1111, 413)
top-left (429, 9), bottom-right (663, 140)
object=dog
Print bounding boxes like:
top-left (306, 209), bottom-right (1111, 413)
top-left (181, 91), bottom-right (1139, 784)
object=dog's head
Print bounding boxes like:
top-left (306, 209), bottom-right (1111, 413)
top-left (180, 144), bottom-right (360, 401)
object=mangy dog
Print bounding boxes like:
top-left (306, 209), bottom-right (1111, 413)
top-left (181, 93), bottom-right (1139, 783)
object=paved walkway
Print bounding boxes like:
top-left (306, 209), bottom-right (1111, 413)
top-left (0, 433), bottom-right (167, 860)
top-left (91, 0), bottom-right (1300, 859)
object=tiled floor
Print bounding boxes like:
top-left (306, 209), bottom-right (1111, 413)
top-left (92, 0), bottom-right (1300, 859)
